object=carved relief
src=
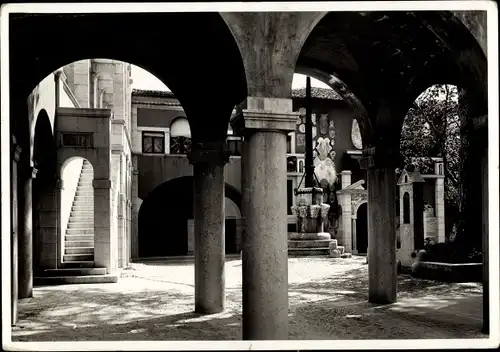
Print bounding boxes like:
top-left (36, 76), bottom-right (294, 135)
top-left (351, 119), bottom-right (363, 150)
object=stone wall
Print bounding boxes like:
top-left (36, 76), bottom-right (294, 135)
top-left (137, 155), bottom-right (241, 200)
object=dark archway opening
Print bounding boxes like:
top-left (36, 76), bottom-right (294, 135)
top-left (356, 203), bottom-right (368, 254)
top-left (138, 177), bottom-right (242, 258)
top-left (32, 110), bottom-right (57, 274)
top-left (138, 177), bottom-right (193, 258)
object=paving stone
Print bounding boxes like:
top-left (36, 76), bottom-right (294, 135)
top-left (11, 256), bottom-right (485, 342)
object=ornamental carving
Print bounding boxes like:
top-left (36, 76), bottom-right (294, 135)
top-left (351, 119), bottom-right (363, 150)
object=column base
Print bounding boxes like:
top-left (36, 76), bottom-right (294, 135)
top-left (195, 305), bottom-right (225, 315)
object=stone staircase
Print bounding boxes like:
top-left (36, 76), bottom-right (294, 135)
top-left (34, 159), bottom-right (117, 286)
top-left (63, 160), bottom-right (95, 265)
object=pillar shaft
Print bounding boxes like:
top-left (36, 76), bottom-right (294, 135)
top-left (189, 142), bottom-right (229, 314)
top-left (93, 179), bottom-right (114, 273)
top-left (243, 130), bottom-right (288, 339)
top-left (11, 143), bottom-right (22, 325)
top-left (231, 96), bottom-right (298, 340)
top-left (18, 167), bottom-right (36, 298)
top-left (361, 147), bottom-right (398, 304)
top-left (352, 217), bottom-right (357, 253)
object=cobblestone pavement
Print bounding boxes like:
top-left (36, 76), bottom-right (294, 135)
top-left (12, 256), bottom-right (486, 341)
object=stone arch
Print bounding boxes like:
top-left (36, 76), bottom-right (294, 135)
top-left (352, 199), bottom-right (368, 217)
top-left (138, 176), bottom-right (242, 258)
top-left (296, 11), bottom-right (488, 147)
top-left (12, 13), bottom-right (248, 145)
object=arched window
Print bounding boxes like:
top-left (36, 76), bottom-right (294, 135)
top-left (403, 192), bottom-right (410, 224)
top-left (438, 163), bottom-right (443, 175)
top-left (170, 117), bottom-right (192, 154)
top-left (404, 175), bottom-right (408, 183)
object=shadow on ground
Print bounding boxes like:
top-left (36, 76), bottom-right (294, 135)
top-left (12, 258), bottom-right (485, 341)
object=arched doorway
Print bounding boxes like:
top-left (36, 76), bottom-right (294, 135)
top-left (138, 177), bottom-right (193, 258)
top-left (138, 177), bottom-right (242, 258)
top-left (356, 203), bottom-right (368, 254)
top-left (60, 157), bottom-right (95, 263)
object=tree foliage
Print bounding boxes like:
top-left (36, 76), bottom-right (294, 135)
top-left (400, 84), bottom-right (462, 237)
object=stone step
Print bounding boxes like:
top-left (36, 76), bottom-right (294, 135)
top-left (75, 190), bottom-right (93, 196)
top-left (68, 218), bottom-right (94, 224)
top-left (68, 216), bottom-right (94, 222)
top-left (63, 254), bottom-right (94, 262)
top-left (43, 267), bottom-right (106, 276)
top-left (288, 247), bottom-right (330, 257)
top-left (288, 240), bottom-right (333, 248)
top-left (64, 247), bottom-right (94, 255)
top-left (65, 240), bottom-right (94, 247)
top-left (34, 274), bottom-right (117, 286)
top-left (67, 222), bottom-right (94, 228)
top-left (66, 228), bottom-right (94, 235)
top-left (65, 234), bottom-right (94, 241)
top-left (59, 261), bottom-right (95, 268)
top-left (72, 205), bottom-right (94, 209)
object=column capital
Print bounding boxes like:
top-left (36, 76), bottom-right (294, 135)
top-left (231, 96), bottom-right (299, 136)
top-left (359, 146), bottom-right (400, 169)
top-left (29, 167), bottom-right (38, 179)
top-left (187, 141), bottom-right (230, 166)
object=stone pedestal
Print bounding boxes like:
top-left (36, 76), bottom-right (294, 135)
top-left (188, 141), bottom-right (229, 314)
top-left (231, 96), bottom-right (298, 340)
top-left (361, 147), bottom-right (398, 304)
top-left (288, 187), bottom-right (331, 257)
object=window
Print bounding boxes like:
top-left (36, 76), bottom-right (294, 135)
top-left (287, 179), bottom-right (294, 215)
top-left (287, 134), bottom-right (292, 154)
top-left (170, 117), bottom-right (192, 154)
top-left (227, 136), bottom-right (242, 156)
top-left (438, 163), bottom-right (443, 175)
top-left (142, 131), bottom-right (164, 154)
top-left (403, 192), bottom-right (410, 224)
top-left (287, 156), bottom-right (297, 172)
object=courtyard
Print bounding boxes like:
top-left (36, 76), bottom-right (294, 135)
top-left (12, 256), bottom-right (485, 341)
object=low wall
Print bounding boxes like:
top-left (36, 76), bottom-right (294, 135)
top-left (411, 261), bottom-right (483, 282)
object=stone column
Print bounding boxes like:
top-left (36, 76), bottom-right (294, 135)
top-left (93, 178), bottom-right (114, 273)
top-left (38, 178), bottom-right (61, 270)
top-left (341, 170), bottom-right (352, 189)
top-left (341, 196), bottom-right (352, 253)
top-left (19, 166), bottom-right (37, 298)
top-left (352, 216), bottom-right (357, 254)
top-left (11, 141), bottom-right (22, 325)
top-left (188, 141), bottom-right (229, 314)
top-left (434, 176), bottom-right (446, 243)
top-left (231, 96), bottom-right (298, 340)
top-left (360, 147), bottom-right (397, 304)
top-left (470, 115), bottom-right (489, 334)
top-left (130, 158), bottom-right (139, 261)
